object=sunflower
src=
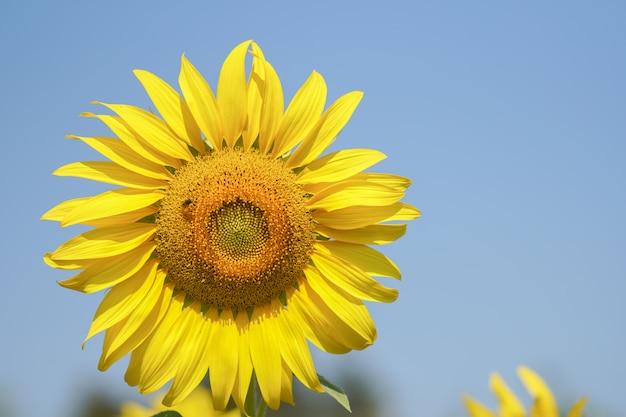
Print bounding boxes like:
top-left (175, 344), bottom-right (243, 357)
top-left (118, 386), bottom-right (238, 417)
top-left (463, 366), bottom-right (587, 417)
top-left (43, 40), bottom-right (419, 412)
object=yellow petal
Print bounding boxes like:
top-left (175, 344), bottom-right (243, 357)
top-left (290, 279), bottom-right (374, 352)
top-left (256, 56), bottom-right (283, 155)
top-left (463, 395), bottom-right (498, 417)
top-left (517, 366), bottom-right (558, 417)
top-left (316, 223), bottom-right (406, 245)
top-left (565, 397), bottom-right (587, 417)
top-left (134, 69), bottom-right (205, 152)
top-left (315, 241), bottom-right (401, 279)
top-left (98, 103), bottom-right (193, 162)
top-left (311, 250), bottom-right (398, 303)
top-left (243, 43), bottom-right (264, 151)
top-left (313, 202), bottom-right (408, 230)
top-left (384, 202), bottom-right (421, 221)
top-left (275, 303), bottom-right (322, 393)
top-left (280, 363), bottom-right (294, 405)
top-left (489, 373), bottom-right (525, 417)
top-left (43, 252), bottom-right (90, 270)
top-left (217, 40), bottom-right (251, 147)
top-left (249, 304), bottom-right (282, 409)
top-left (134, 296), bottom-right (192, 394)
top-left (179, 54), bottom-right (224, 149)
top-left (98, 271), bottom-right (171, 370)
top-left (41, 197), bottom-right (91, 223)
top-left (49, 223), bottom-right (155, 261)
top-left (59, 243), bottom-right (155, 293)
top-left (58, 188), bottom-right (163, 227)
top-left (85, 259), bottom-right (159, 343)
top-left (304, 268), bottom-right (376, 344)
top-left (84, 113), bottom-right (180, 168)
top-left (349, 172), bottom-right (412, 191)
top-left (124, 294), bottom-right (179, 387)
top-left (67, 135), bottom-right (172, 180)
top-left (296, 148), bottom-right (386, 185)
top-left (286, 91), bottom-right (362, 168)
top-left (84, 206), bottom-right (156, 228)
top-left (231, 313), bottom-right (253, 412)
top-left (53, 161), bottom-right (166, 190)
top-left (208, 309), bottom-right (238, 410)
top-left (307, 181), bottom-right (404, 211)
top-left (164, 305), bottom-right (213, 405)
top-left (272, 71), bottom-right (326, 158)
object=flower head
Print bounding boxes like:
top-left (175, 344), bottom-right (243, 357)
top-left (43, 41), bottom-right (419, 411)
top-left (118, 386), bottom-right (238, 417)
top-left (463, 366), bottom-right (587, 417)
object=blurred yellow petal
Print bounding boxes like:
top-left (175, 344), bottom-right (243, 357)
top-left (518, 366), bottom-right (558, 417)
top-left (565, 397), bottom-right (587, 417)
top-left (463, 395), bottom-right (499, 417)
top-left (489, 373), bottom-right (525, 417)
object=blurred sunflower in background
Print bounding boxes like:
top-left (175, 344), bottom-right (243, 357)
top-left (463, 366), bottom-right (587, 417)
top-left (43, 40), bottom-right (419, 412)
top-left (118, 386), bottom-right (238, 417)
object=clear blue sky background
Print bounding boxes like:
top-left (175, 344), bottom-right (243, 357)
top-left (1, 1), bottom-right (624, 416)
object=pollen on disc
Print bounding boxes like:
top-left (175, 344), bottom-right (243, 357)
top-left (155, 149), bottom-right (314, 312)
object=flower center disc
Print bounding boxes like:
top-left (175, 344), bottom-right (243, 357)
top-left (156, 149), bottom-right (314, 312)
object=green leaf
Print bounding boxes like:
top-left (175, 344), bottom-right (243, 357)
top-left (151, 411), bottom-right (183, 417)
top-left (318, 373), bottom-right (351, 412)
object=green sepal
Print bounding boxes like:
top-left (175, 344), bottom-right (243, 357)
top-left (278, 292), bottom-right (287, 306)
top-left (136, 214), bottom-right (156, 224)
top-left (318, 373), bottom-right (351, 412)
top-left (150, 411), bottom-right (183, 417)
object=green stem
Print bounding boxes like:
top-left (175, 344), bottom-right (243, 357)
top-left (241, 375), bottom-right (269, 417)
top-left (256, 401), bottom-right (267, 417)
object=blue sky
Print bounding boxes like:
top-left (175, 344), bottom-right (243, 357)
top-left (1, 1), bottom-right (625, 416)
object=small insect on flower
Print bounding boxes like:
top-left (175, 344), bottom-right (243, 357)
top-left (182, 198), bottom-right (195, 221)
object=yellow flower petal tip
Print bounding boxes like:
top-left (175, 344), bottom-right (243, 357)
top-left (464, 366), bottom-right (588, 417)
top-left (43, 42), bottom-right (419, 412)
